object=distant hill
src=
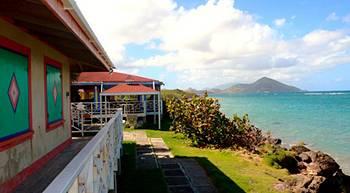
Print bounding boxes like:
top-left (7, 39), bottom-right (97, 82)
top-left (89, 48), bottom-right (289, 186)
top-left (223, 77), bottom-right (302, 93)
top-left (186, 77), bottom-right (303, 94)
top-left (161, 89), bottom-right (197, 99)
top-left (212, 82), bottom-right (236, 90)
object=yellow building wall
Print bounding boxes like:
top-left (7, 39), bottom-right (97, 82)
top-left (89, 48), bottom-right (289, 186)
top-left (0, 19), bottom-right (71, 184)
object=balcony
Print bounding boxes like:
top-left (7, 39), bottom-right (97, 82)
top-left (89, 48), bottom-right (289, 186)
top-left (71, 100), bottom-right (162, 135)
top-left (13, 110), bottom-right (123, 193)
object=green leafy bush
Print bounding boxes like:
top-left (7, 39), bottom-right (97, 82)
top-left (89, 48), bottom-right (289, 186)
top-left (125, 115), bottom-right (138, 129)
top-left (166, 93), bottom-right (265, 149)
top-left (263, 145), bottom-right (297, 171)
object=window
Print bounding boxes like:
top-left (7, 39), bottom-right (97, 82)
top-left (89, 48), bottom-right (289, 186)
top-left (0, 36), bottom-right (32, 150)
top-left (44, 57), bottom-right (63, 131)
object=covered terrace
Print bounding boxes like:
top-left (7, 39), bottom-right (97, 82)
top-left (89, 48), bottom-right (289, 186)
top-left (101, 84), bottom-right (162, 129)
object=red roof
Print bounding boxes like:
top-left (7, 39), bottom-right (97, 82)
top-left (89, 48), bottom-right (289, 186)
top-left (75, 72), bottom-right (158, 83)
top-left (103, 84), bottom-right (158, 94)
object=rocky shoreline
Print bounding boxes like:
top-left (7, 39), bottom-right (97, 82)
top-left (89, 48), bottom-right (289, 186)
top-left (268, 138), bottom-right (350, 193)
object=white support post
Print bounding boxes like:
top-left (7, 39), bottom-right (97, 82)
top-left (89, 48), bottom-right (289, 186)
top-left (142, 95), bottom-right (146, 115)
top-left (157, 93), bottom-right (161, 130)
top-left (160, 89), bottom-right (163, 115)
top-left (153, 94), bottom-right (156, 124)
top-left (152, 81), bottom-right (156, 124)
top-left (81, 112), bottom-right (84, 137)
top-left (104, 96), bottom-right (108, 123)
top-left (100, 82), bottom-right (103, 124)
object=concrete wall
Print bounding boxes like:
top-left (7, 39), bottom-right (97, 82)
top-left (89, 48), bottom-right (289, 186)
top-left (0, 19), bottom-right (71, 184)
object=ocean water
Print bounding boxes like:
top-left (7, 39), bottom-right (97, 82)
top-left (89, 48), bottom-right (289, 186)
top-left (211, 91), bottom-right (350, 174)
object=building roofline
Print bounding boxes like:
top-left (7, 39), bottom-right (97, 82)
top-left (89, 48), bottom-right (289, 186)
top-left (42, 0), bottom-right (114, 71)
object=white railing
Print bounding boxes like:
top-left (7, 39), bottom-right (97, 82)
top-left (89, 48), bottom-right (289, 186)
top-left (71, 100), bottom-right (162, 135)
top-left (71, 100), bottom-right (160, 116)
top-left (43, 110), bottom-right (123, 193)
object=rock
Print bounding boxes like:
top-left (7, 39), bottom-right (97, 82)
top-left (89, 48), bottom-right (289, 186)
top-left (305, 151), bottom-right (317, 162)
top-left (271, 138), bottom-right (282, 145)
top-left (293, 187), bottom-right (308, 193)
top-left (303, 151), bottom-right (339, 177)
top-left (264, 137), bottom-right (282, 146)
top-left (301, 176), bottom-right (313, 188)
top-left (320, 169), bottom-right (350, 193)
top-left (274, 182), bottom-right (289, 191)
top-left (299, 152), bottom-right (311, 163)
top-left (278, 154), bottom-right (299, 174)
top-left (288, 148), bottom-right (345, 193)
top-left (297, 161), bottom-right (307, 172)
top-left (314, 152), bottom-right (339, 177)
top-left (291, 145), bottom-right (311, 154)
top-left (291, 174), bottom-right (312, 193)
top-left (292, 175), bottom-right (326, 193)
top-left (308, 176), bottom-right (326, 192)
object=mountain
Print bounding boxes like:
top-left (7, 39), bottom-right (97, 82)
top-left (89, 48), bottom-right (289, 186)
top-left (223, 77), bottom-right (302, 93)
top-left (186, 77), bottom-right (303, 95)
top-left (212, 82), bottom-right (236, 90)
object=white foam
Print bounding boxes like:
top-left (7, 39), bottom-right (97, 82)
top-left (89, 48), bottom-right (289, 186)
top-left (304, 92), bottom-right (348, 96)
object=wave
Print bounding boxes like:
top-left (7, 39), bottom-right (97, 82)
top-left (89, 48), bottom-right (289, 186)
top-left (304, 92), bottom-right (349, 96)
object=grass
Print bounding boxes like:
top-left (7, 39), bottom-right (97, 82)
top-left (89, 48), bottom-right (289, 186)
top-left (145, 130), bottom-right (293, 193)
top-left (119, 141), bottom-right (168, 193)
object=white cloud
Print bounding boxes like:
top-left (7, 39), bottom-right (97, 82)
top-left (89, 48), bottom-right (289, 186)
top-left (342, 14), bottom-right (350, 23)
top-left (76, 0), bottom-right (350, 89)
top-left (274, 18), bottom-right (286, 27)
top-left (327, 12), bottom-right (350, 23)
top-left (326, 12), bottom-right (339, 21)
top-left (75, 0), bottom-right (177, 62)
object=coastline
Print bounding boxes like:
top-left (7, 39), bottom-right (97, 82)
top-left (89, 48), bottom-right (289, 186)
top-left (163, 89), bottom-right (350, 191)
top-left (283, 141), bottom-right (350, 175)
top-left (211, 91), bottom-right (350, 175)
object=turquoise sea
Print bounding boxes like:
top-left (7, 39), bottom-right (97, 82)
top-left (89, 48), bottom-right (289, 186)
top-left (211, 91), bottom-right (350, 174)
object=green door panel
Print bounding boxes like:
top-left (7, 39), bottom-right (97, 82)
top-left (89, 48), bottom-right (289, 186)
top-left (0, 47), bottom-right (29, 140)
top-left (46, 64), bottom-right (63, 124)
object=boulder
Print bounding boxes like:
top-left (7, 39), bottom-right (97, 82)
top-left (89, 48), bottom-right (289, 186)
top-left (298, 152), bottom-right (311, 163)
top-left (288, 147), bottom-right (346, 193)
top-left (297, 161), bottom-right (307, 172)
top-left (313, 152), bottom-right (339, 177)
top-left (264, 136), bottom-right (282, 146)
top-left (292, 175), bottom-right (327, 193)
top-left (278, 154), bottom-right (299, 174)
top-left (291, 174), bottom-right (313, 193)
top-left (308, 176), bottom-right (326, 192)
top-left (270, 138), bottom-right (282, 145)
top-left (291, 145), bottom-right (311, 154)
top-left (320, 170), bottom-right (350, 193)
top-left (304, 151), bottom-right (317, 162)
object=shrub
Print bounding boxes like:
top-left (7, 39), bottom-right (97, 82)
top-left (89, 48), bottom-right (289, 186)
top-left (263, 145), bottom-right (297, 171)
top-left (166, 93), bottom-right (265, 149)
top-left (125, 115), bottom-right (138, 129)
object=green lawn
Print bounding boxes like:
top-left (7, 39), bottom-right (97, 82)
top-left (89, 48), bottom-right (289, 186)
top-left (146, 130), bottom-right (292, 193)
top-left (119, 141), bottom-right (168, 193)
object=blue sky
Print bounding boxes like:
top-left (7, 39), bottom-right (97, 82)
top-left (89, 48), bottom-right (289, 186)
top-left (77, 0), bottom-right (350, 91)
top-left (235, 0), bottom-right (350, 91)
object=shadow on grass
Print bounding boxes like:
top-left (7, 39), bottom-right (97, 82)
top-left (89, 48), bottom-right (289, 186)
top-left (119, 142), bottom-right (168, 193)
top-left (120, 142), bottom-right (245, 193)
top-left (138, 116), bottom-right (172, 131)
top-left (174, 155), bottom-right (246, 193)
top-left (196, 157), bottom-right (246, 193)
top-left (124, 120), bottom-right (246, 193)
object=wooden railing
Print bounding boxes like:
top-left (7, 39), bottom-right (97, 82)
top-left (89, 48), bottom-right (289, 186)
top-left (43, 110), bottom-right (123, 193)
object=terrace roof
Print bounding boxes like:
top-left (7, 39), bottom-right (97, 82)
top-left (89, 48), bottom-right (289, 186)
top-left (74, 72), bottom-right (160, 84)
top-left (101, 84), bottom-right (159, 96)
